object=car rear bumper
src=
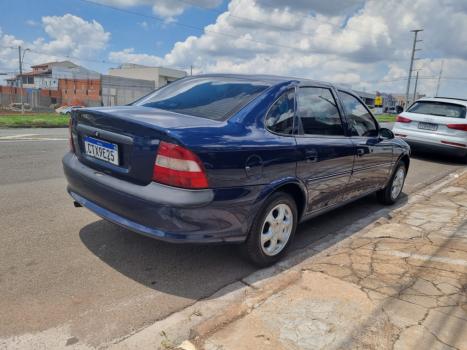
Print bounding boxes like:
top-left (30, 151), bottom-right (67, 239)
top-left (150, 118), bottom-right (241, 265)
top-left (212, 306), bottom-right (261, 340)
top-left (392, 126), bottom-right (467, 157)
top-left (63, 153), bottom-right (258, 243)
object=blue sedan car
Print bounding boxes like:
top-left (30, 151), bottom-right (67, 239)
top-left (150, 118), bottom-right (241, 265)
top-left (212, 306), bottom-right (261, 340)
top-left (63, 74), bottom-right (410, 266)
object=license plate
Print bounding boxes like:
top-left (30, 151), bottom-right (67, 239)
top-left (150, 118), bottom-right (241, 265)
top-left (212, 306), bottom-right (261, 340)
top-left (84, 136), bottom-right (119, 165)
top-left (418, 122), bottom-right (438, 131)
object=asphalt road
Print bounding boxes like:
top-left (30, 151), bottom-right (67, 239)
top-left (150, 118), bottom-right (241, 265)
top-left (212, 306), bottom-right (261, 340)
top-left (0, 128), bottom-right (464, 348)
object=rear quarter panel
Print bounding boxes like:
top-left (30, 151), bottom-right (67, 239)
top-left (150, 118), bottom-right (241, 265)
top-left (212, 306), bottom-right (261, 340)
top-left (170, 82), bottom-right (301, 189)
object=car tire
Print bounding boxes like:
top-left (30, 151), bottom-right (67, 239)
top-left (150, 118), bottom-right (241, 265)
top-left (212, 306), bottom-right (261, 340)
top-left (243, 192), bottom-right (298, 267)
top-left (377, 162), bottom-right (407, 205)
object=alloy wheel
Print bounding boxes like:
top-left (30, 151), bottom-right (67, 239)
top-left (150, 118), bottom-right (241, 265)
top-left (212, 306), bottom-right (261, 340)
top-left (391, 167), bottom-right (405, 200)
top-left (260, 203), bottom-right (293, 256)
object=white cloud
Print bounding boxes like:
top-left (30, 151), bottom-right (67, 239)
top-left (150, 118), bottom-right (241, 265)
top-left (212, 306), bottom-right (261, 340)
top-left (26, 19), bottom-right (39, 27)
top-left (108, 0), bottom-right (467, 98)
top-left (0, 30), bottom-right (24, 74)
top-left (0, 14), bottom-right (110, 76)
top-left (38, 14), bottom-right (110, 58)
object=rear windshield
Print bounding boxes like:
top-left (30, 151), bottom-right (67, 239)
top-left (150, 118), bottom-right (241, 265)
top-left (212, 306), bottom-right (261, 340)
top-left (407, 101), bottom-right (466, 119)
top-left (134, 77), bottom-right (269, 121)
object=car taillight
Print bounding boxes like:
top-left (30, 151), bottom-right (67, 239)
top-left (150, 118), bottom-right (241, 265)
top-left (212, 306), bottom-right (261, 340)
top-left (68, 118), bottom-right (75, 152)
top-left (447, 124), bottom-right (467, 132)
top-left (152, 141), bottom-right (208, 189)
top-left (396, 115), bottom-right (412, 123)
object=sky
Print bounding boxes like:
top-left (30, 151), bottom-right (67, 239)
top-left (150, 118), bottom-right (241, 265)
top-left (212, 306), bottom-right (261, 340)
top-left (0, 0), bottom-right (467, 98)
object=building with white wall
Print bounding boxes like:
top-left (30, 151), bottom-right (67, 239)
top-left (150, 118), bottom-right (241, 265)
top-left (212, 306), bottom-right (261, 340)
top-left (108, 63), bottom-right (187, 88)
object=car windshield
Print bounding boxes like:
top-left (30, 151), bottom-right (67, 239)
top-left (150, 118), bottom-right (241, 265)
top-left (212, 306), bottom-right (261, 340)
top-left (133, 77), bottom-right (270, 121)
top-left (407, 101), bottom-right (466, 119)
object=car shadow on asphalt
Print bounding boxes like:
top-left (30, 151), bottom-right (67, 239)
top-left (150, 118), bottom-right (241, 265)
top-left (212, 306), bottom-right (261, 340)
top-left (78, 192), bottom-right (409, 300)
top-left (410, 148), bottom-right (466, 165)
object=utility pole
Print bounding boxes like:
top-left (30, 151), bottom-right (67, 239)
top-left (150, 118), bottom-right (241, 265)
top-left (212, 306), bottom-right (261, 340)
top-left (412, 71), bottom-right (419, 102)
top-left (190, 65), bottom-right (193, 76)
top-left (405, 29), bottom-right (423, 109)
top-left (18, 45), bottom-right (24, 114)
top-left (435, 60), bottom-right (444, 96)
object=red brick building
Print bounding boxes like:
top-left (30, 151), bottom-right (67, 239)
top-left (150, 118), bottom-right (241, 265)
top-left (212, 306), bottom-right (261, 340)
top-left (3, 61), bottom-right (102, 108)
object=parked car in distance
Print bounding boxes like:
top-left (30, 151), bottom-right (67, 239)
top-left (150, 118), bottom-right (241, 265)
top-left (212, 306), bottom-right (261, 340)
top-left (56, 105), bottom-right (84, 115)
top-left (9, 102), bottom-right (32, 112)
top-left (63, 74), bottom-right (411, 266)
top-left (393, 97), bottom-right (467, 161)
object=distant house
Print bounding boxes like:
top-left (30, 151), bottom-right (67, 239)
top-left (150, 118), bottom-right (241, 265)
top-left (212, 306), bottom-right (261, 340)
top-left (4, 61), bottom-right (101, 107)
top-left (1, 60), bottom-right (163, 109)
top-left (389, 93), bottom-right (426, 109)
top-left (6, 61), bottom-right (82, 88)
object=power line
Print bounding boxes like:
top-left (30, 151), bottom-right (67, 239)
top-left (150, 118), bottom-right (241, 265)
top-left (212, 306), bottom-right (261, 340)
top-left (172, 0), bottom-right (376, 39)
top-left (235, 0), bottom-right (371, 33)
top-left (74, 0), bottom-right (400, 61)
top-left (0, 45), bottom-right (190, 72)
top-left (76, 0), bottom-right (300, 51)
top-left (1, 1), bottom-right (409, 74)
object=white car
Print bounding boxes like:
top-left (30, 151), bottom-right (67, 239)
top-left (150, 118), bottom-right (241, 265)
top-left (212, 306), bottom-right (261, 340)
top-left (9, 103), bottom-right (32, 112)
top-left (393, 97), bottom-right (467, 160)
top-left (55, 105), bottom-right (84, 115)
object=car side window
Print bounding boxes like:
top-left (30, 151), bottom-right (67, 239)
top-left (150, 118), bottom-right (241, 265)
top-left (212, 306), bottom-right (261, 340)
top-left (265, 89), bottom-right (295, 135)
top-left (297, 87), bottom-right (344, 136)
top-left (338, 91), bottom-right (378, 137)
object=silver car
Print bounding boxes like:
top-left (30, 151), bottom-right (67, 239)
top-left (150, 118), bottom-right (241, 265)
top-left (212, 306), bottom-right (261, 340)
top-left (393, 97), bottom-right (467, 160)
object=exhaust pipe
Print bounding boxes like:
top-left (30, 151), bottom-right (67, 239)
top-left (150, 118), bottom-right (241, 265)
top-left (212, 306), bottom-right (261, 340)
top-left (73, 201), bottom-right (82, 208)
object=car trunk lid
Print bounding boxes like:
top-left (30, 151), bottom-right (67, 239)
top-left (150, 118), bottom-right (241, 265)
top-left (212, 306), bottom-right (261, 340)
top-left (71, 106), bottom-right (220, 185)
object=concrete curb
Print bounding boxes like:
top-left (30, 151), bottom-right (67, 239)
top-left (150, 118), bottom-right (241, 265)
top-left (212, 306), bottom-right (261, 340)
top-left (190, 269), bottom-right (301, 341)
top-left (111, 167), bottom-right (467, 350)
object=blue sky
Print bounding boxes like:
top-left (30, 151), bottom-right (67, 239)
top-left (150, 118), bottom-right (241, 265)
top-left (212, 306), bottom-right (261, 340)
top-left (0, 0), bottom-right (226, 72)
top-left (1, 0), bottom-right (466, 97)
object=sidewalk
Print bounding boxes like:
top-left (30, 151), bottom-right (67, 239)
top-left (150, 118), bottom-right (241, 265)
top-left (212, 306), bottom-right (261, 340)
top-left (193, 173), bottom-right (467, 350)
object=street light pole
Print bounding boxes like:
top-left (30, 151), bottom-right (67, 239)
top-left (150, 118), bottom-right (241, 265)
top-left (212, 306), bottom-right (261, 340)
top-left (17, 46), bottom-right (30, 115)
top-left (18, 46), bottom-right (24, 114)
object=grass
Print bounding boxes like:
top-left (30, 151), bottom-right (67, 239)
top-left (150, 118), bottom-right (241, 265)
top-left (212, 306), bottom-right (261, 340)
top-left (375, 114), bottom-right (397, 123)
top-left (0, 113), bottom-right (69, 128)
top-left (0, 112), bottom-right (397, 128)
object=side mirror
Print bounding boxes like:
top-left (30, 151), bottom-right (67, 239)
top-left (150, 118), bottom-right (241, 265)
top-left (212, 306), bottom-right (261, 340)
top-left (379, 127), bottom-right (394, 139)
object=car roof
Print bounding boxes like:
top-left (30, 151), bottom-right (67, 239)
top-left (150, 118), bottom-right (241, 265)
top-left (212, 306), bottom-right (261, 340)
top-left (192, 73), bottom-right (334, 88)
top-left (416, 97), bottom-right (467, 107)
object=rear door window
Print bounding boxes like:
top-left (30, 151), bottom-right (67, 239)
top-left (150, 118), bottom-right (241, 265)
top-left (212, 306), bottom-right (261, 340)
top-left (407, 101), bottom-right (466, 119)
top-left (296, 87), bottom-right (344, 136)
top-left (134, 77), bottom-right (269, 121)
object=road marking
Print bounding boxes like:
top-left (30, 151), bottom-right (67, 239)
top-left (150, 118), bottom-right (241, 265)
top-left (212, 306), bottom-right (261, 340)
top-left (382, 250), bottom-right (467, 267)
top-left (0, 134), bottom-right (40, 140)
top-left (0, 133), bottom-right (67, 142)
top-left (0, 138), bottom-right (67, 142)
